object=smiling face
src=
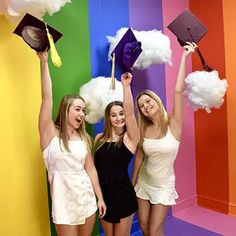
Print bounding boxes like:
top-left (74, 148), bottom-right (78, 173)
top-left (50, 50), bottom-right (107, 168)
top-left (137, 94), bottom-right (159, 119)
top-left (109, 105), bottom-right (125, 128)
top-left (67, 98), bottom-right (86, 130)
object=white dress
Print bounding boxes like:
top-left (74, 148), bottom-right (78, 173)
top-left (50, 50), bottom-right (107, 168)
top-left (135, 127), bottom-right (180, 205)
top-left (43, 137), bottom-right (97, 225)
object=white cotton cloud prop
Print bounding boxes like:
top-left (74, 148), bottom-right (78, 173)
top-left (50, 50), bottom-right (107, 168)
top-left (0, 0), bottom-right (71, 22)
top-left (107, 27), bottom-right (172, 70)
top-left (185, 70), bottom-right (228, 113)
top-left (79, 77), bottom-right (123, 124)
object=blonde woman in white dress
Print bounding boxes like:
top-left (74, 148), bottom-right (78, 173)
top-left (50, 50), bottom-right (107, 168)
top-left (132, 43), bottom-right (197, 236)
top-left (37, 52), bottom-right (106, 236)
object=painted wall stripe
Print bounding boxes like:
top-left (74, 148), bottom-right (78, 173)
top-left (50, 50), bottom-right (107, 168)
top-left (162, 0), bottom-right (197, 214)
top-left (0, 16), bottom-right (51, 236)
top-left (88, 0), bottom-right (130, 234)
top-left (190, 0), bottom-right (229, 214)
top-left (88, 0), bottom-right (130, 136)
top-left (129, 0), bottom-right (166, 106)
top-left (45, 1), bottom-right (95, 234)
top-left (223, 0), bottom-right (236, 216)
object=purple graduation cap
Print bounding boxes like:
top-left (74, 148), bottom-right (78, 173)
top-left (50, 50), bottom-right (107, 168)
top-left (112, 28), bottom-right (143, 73)
top-left (167, 9), bottom-right (212, 71)
top-left (13, 13), bottom-right (62, 52)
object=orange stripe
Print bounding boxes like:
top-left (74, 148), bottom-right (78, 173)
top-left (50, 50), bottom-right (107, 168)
top-left (222, 0), bottom-right (236, 216)
top-left (190, 0), bottom-right (229, 214)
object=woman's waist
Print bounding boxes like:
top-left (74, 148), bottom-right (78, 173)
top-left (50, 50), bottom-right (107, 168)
top-left (138, 167), bottom-right (175, 185)
top-left (48, 169), bottom-right (87, 176)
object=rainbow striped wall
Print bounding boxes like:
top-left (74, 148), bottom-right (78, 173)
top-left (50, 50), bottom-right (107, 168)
top-left (0, 0), bottom-right (235, 235)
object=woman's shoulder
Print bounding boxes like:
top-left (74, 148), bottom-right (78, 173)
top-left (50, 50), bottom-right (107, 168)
top-left (95, 133), bottom-right (103, 142)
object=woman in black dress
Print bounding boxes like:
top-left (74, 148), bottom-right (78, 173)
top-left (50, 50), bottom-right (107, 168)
top-left (94, 72), bottom-right (140, 236)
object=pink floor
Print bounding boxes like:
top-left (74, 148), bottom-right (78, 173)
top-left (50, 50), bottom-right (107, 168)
top-left (174, 206), bottom-right (236, 236)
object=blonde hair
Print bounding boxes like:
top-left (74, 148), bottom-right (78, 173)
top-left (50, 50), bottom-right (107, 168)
top-left (54, 95), bottom-right (92, 152)
top-left (94, 101), bottom-right (126, 152)
top-left (136, 90), bottom-right (169, 144)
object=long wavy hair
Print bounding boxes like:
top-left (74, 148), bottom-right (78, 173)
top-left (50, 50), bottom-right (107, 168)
top-left (94, 101), bottom-right (126, 152)
top-left (136, 90), bottom-right (169, 144)
top-left (54, 95), bottom-right (92, 152)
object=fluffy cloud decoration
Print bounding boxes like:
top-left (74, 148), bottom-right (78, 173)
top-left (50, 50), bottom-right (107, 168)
top-left (107, 27), bottom-right (172, 70)
top-left (185, 70), bottom-right (228, 113)
top-left (0, 0), bottom-right (71, 22)
top-left (79, 77), bottom-right (123, 124)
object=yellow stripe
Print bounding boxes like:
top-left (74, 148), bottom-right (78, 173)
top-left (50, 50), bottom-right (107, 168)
top-left (0, 15), bottom-right (51, 235)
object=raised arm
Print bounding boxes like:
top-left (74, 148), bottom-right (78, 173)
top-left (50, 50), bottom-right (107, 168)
top-left (131, 146), bottom-right (144, 186)
top-left (170, 42), bottom-right (197, 139)
top-left (37, 52), bottom-right (56, 151)
top-left (121, 72), bottom-right (140, 150)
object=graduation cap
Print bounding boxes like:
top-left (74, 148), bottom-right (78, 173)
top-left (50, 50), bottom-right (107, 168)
top-left (167, 9), bottom-right (212, 71)
top-left (13, 13), bottom-right (62, 67)
top-left (111, 28), bottom-right (142, 74)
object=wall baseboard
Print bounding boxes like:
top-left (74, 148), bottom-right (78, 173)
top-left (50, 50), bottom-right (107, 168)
top-left (197, 196), bottom-right (229, 214)
top-left (173, 195), bottom-right (197, 214)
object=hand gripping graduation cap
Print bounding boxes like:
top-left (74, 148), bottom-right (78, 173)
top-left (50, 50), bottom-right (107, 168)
top-left (167, 10), bottom-right (228, 113)
top-left (79, 28), bottom-right (143, 124)
top-left (167, 9), bottom-right (212, 72)
top-left (13, 13), bottom-right (62, 67)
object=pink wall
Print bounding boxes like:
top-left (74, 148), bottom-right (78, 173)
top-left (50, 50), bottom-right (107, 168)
top-left (162, 0), bottom-right (197, 213)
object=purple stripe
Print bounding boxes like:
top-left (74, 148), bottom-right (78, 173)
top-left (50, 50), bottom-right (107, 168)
top-left (128, 0), bottom-right (166, 106)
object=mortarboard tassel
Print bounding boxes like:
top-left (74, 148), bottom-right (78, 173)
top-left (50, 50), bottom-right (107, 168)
top-left (110, 53), bottom-right (115, 90)
top-left (45, 23), bottom-right (62, 67)
top-left (186, 28), bottom-right (213, 72)
top-left (195, 47), bottom-right (213, 72)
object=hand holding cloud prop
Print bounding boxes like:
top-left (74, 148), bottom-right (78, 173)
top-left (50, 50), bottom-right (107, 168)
top-left (107, 27), bottom-right (172, 70)
top-left (0, 0), bottom-right (71, 23)
top-left (168, 9), bottom-right (227, 112)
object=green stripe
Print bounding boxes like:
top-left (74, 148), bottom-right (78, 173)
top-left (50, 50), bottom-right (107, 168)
top-left (45, 1), bottom-right (97, 235)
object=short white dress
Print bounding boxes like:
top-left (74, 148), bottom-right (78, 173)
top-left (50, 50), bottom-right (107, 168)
top-left (135, 127), bottom-right (180, 205)
top-left (43, 137), bottom-right (97, 225)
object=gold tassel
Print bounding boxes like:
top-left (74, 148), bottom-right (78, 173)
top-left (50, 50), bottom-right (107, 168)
top-left (45, 23), bottom-right (62, 67)
top-left (110, 52), bottom-right (115, 90)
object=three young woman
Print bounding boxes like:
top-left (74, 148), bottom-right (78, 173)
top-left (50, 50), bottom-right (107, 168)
top-left (38, 42), bottom-right (196, 236)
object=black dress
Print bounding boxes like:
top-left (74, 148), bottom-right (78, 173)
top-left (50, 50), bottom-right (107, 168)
top-left (94, 141), bottom-right (138, 223)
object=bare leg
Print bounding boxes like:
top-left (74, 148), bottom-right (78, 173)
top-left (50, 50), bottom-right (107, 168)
top-left (77, 213), bottom-right (96, 236)
top-left (100, 219), bottom-right (113, 236)
top-left (55, 224), bottom-right (78, 236)
top-left (137, 198), bottom-right (151, 236)
top-left (114, 213), bottom-right (135, 236)
top-left (149, 204), bottom-right (170, 236)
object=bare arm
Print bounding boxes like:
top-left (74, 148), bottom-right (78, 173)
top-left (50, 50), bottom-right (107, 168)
top-left (170, 43), bottom-right (197, 139)
top-left (37, 52), bottom-right (56, 151)
top-left (85, 153), bottom-right (106, 218)
top-left (121, 72), bottom-right (140, 150)
top-left (131, 146), bottom-right (145, 186)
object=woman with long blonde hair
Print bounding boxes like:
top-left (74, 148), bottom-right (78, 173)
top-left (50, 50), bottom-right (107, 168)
top-left (37, 52), bottom-right (106, 236)
top-left (132, 43), bottom-right (197, 236)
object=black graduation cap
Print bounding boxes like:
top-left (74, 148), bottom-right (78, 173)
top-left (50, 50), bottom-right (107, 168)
top-left (13, 13), bottom-right (62, 52)
top-left (13, 13), bottom-right (62, 67)
top-left (167, 9), bottom-right (212, 71)
top-left (111, 28), bottom-right (142, 73)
